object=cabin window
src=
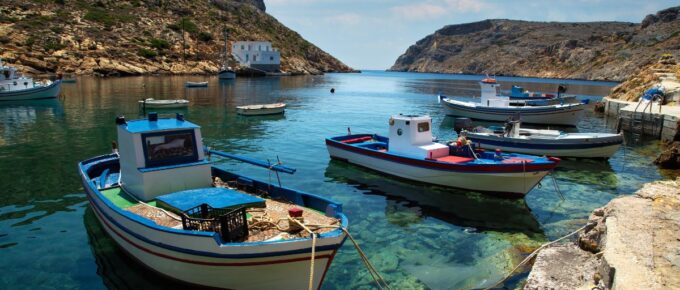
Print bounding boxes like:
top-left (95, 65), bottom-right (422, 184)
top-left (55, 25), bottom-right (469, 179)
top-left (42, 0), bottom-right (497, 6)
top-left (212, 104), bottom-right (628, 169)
top-left (417, 122), bottom-right (429, 133)
top-left (141, 130), bottom-right (198, 167)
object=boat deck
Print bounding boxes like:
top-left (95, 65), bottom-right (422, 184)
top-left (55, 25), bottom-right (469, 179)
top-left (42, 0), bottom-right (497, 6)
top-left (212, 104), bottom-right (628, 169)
top-left (99, 182), bottom-right (340, 242)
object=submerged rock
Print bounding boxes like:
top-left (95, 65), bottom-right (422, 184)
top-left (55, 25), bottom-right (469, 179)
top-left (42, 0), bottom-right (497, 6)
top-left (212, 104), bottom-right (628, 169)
top-left (654, 141), bottom-right (680, 168)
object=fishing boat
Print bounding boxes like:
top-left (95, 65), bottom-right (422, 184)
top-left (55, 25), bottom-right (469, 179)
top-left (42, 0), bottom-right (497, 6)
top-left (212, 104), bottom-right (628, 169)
top-left (218, 28), bottom-right (236, 80)
top-left (465, 119), bottom-right (623, 158)
top-left (507, 85), bottom-right (579, 106)
top-left (78, 113), bottom-right (348, 289)
top-left (236, 103), bottom-right (286, 116)
top-left (326, 115), bottom-right (559, 197)
top-left (0, 59), bottom-right (61, 101)
top-left (185, 81), bottom-right (208, 88)
top-left (439, 78), bottom-right (585, 126)
top-left (138, 98), bottom-right (189, 109)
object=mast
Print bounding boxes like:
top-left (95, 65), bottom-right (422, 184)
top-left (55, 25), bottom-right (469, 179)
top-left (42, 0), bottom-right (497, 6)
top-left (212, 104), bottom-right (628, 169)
top-left (222, 27), bottom-right (228, 68)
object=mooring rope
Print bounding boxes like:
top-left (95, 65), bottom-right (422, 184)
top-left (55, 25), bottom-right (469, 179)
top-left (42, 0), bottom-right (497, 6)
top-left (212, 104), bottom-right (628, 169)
top-left (340, 228), bottom-right (393, 290)
top-left (484, 224), bottom-right (589, 289)
top-left (289, 217), bottom-right (318, 290)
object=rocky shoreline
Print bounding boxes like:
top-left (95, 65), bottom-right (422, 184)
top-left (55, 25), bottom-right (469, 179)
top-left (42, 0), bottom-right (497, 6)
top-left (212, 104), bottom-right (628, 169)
top-left (524, 179), bottom-right (680, 289)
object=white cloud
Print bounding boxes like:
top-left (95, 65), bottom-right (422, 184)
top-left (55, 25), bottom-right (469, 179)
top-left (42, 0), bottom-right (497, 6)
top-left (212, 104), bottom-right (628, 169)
top-left (391, 3), bottom-right (448, 20)
top-left (391, 0), bottom-right (492, 21)
top-left (327, 13), bottom-right (362, 25)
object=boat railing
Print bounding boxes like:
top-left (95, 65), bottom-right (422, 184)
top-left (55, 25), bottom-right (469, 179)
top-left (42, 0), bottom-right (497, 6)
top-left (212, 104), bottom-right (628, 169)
top-left (181, 204), bottom-right (248, 242)
top-left (207, 148), bottom-right (296, 174)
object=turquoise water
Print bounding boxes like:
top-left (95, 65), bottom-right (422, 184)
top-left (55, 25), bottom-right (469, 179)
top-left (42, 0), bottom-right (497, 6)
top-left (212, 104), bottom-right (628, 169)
top-left (0, 71), bottom-right (671, 289)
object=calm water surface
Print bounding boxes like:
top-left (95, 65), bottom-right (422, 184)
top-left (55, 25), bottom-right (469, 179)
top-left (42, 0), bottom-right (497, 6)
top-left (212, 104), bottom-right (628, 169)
top-left (0, 71), bottom-right (673, 289)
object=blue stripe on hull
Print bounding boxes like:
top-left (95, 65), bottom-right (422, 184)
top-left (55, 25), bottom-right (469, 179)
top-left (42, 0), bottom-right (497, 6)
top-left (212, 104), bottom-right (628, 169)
top-left (467, 137), bottom-right (623, 150)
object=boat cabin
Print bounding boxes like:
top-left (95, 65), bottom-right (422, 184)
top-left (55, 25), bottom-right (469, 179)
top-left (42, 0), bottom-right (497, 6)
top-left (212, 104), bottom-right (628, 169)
top-left (0, 59), bottom-right (36, 92)
top-left (388, 114), bottom-right (449, 159)
top-left (116, 113), bottom-right (212, 201)
top-left (479, 78), bottom-right (510, 107)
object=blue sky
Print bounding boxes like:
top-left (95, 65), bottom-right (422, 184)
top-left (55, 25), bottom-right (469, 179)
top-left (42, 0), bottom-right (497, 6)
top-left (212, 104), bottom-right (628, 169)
top-left (266, 0), bottom-right (678, 70)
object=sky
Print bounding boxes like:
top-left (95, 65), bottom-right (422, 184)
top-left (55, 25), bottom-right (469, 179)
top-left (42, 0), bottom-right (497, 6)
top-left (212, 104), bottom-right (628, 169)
top-left (266, 0), bottom-right (679, 70)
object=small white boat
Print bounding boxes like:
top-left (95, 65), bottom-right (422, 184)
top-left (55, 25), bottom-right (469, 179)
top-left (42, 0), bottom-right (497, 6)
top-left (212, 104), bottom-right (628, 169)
top-left (466, 120), bottom-right (623, 158)
top-left (326, 115), bottom-right (559, 197)
top-left (0, 59), bottom-right (62, 101)
top-left (138, 98), bottom-right (189, 109)
top-left (236, 103), bottom-right (286, 116)
top-left (439, 78), bottom-right (585, 126)
top-left (185, 81), bottom-right (208, 88)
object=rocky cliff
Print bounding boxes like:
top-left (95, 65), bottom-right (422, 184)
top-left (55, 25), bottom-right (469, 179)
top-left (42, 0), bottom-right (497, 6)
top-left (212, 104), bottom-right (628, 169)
top-left (391, 6), bottom-right (680, 81)
top-left (0, 0), bottom-right (353, 76)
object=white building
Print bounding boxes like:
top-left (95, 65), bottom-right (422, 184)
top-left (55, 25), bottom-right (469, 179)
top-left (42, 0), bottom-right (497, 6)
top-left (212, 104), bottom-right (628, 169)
top-left (231, 41), bottom-right (280, 72)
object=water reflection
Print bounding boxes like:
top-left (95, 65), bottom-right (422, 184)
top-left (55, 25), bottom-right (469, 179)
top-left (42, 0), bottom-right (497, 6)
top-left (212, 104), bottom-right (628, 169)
top-left (324, 160), bottom-right (542, 234)
top-left (0, 99), bottom-right (64, 146)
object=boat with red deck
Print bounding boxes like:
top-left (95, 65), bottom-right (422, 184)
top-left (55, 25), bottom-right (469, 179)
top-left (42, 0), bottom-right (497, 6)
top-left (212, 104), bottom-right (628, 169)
top-left (326, 115), bottom-right (559, 197)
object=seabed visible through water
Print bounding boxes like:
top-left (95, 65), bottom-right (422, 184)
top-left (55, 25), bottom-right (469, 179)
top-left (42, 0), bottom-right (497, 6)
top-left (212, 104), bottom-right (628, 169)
top-left (0, 71), bottom-right (676, 289)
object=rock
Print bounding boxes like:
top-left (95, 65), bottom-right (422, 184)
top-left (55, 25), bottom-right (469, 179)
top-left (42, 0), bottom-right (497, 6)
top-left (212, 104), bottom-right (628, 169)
top-left (523, 244), bottom-right (600, 290)
top-left (654, 141), bottom-right (680, 169)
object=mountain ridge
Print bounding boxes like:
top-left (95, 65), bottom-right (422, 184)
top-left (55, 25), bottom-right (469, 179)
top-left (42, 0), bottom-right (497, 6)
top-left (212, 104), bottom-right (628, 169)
top-left (391, 7), bottom-right (680, 81)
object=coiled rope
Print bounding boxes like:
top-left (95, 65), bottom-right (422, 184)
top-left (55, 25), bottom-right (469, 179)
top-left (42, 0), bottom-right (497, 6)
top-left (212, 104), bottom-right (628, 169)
top-left (484, 224), bottom-right (589, 289)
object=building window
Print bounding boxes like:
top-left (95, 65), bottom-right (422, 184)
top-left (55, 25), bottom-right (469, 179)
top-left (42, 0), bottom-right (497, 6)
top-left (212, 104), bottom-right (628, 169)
top-left (259, 45), bottom-right (261, 51)
top-left (417, 122), bottom-right (430, 133)
top-left (269, 56), bottom-right (273, 61)
top-left (241, 45), bottom-right (244, 50)
top-left (246, 54), bottom-right (249, 61)
top-left (253, 55), bottom-right (257, 62)
top-left (248, 45), bottom-right (251, 50)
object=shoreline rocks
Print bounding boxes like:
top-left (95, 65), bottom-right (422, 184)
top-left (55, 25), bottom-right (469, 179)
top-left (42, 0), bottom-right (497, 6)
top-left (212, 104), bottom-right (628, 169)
top-left (524, 179), bottom-right (680, 289)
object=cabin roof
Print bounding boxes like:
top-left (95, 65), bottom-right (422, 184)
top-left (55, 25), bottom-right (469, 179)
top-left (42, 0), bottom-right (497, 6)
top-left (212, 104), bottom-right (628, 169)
top-left (123, 118), bottom-right (199, 133)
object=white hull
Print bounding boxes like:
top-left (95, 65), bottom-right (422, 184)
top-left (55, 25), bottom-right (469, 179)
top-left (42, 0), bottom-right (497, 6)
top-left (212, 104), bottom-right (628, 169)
top-left (139, 99), bottom-right (189, 109)
top-left (0, 80), bottom-right (61, 101)
top-left (237, 103), bottom-right (286, 116)
top-left (474, 142), bottom-right (621, 158)
top-left (441, 98), bottom-right (584, 126)
top-left (85, 182), bottom-right (342, 289)
top-left (327, 145), bottom-right (548, 196)
top-left (218, 71), bottom-right (236, 79)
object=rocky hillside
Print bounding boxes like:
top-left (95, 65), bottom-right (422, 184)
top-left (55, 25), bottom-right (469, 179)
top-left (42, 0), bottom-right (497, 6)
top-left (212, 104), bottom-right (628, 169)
top-left (607, 54), bottom-right (679, 102)
top-left (391, 6), bottom-right (680, 81)
top-left (0, 0), bottom-right (353, 75)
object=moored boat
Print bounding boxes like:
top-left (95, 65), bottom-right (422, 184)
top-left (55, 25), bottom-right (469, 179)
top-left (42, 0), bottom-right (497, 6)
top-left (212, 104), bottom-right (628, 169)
top-left (326, 115), bottom-right (559, 197)
top-left (0, 59), bottom-right (62, 101)
top-left (185, 81), bottom-right (208, 87)
top-left (79, 113), bottom-right (348, 289)
top-left (236, 102), bottom-right (286, 116)
top-left (466, 119), bottom-right (623, 158)
top-left (218, 29), bottom-right (236, 80)
top-left (439, 78), bottom-right (585, 126)
top-left (138, 98), bottom-right (189, 109)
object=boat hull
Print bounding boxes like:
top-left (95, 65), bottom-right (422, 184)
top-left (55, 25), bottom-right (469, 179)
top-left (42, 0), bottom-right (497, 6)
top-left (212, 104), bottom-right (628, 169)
top-left (467, 134), bottom-right (622, 158)
top-left (139, 101), bottom-right (189, 109)
top-left (80, 157), bottom-right (346, 289)
top-left (218, 70), bottom-right (236, 79)
top-left (0, 80), bottom-right (61, 101)
top-left (185, 82), bottom-right (208, 87)
top-left (237, 105), bottom-right (286, 116)
top-left (326, 142), bottom-right (550, 197)
top-left (440, 97), bottom-right (584, 126)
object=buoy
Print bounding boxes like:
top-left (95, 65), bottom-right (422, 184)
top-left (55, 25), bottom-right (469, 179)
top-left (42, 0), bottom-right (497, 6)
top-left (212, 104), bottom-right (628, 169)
top-left (330, 88), bottom-right (335, 93)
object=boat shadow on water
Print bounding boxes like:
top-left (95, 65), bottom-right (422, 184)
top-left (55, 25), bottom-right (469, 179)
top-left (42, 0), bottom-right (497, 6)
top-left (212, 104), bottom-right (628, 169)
top-left (324, 160), bottom-right (542, 234)
top-left (84, 207), bottom-right (198, 290)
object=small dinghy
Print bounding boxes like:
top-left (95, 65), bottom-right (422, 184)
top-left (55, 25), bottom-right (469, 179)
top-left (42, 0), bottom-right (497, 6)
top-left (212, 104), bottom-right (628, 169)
top-left (466, 119), bottom-right (623, 158)
top-left (78, 113), bottom-right (348, 289)
top-left (236, 102), bottom-right (286, 116)
top-left (138, 98), bottom-right (189, 109)
top-left (326, 114), bottom-right (559, 197)
top-left (439, 78), bottom-right (585, 126)
top-left (185, 81), bottom-right (208, 87)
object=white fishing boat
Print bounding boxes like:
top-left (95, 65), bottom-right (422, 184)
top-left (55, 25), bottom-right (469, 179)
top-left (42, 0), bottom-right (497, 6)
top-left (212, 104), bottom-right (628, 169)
top-left (185, 81), bottom-right (208, 88)
top-left (236, 103), bottom-right (286, 116)
top-left (0, 59), bottom-right (61, 101)
top-left (439, 78), bottom-right (585, 126)
top-left (138, 98), bottom-right (189, 109)
top-left (78, 114), bottom-right (350, 289)
top-left (326, 115), bottom-right (559, 197)
top-left (466, 119), bottom-right (623, 158)
top-left (218, 28), bottom-right (236, 80)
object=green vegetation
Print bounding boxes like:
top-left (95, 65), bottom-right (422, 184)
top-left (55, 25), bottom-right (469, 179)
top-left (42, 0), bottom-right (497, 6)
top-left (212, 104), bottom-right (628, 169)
top-left (50, 26), bottom-right (64, 34)
top-left (197, 32), bottom-right (213, 42)
top-left (24, 37), bottom-right (36, 47)
top-left (137, 48), bottom-right (157, 58)
top-left (168, 17), bottom-right (198, 34)
top-left (84, 7), bottom-right (134, 27)
top-left (149, 38), bottom-right (170, 50)
top-left (43, 39), bottom-right (66, 51)
top-left (670, 31), bottom-right (680, 38)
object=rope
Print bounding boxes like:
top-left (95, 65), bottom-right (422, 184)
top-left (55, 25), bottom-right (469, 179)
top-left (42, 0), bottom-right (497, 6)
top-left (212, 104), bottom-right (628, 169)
top-left (484, 224), bottom-right (589, 289)
top-left (340, 228), bottom-right (392, 290)
top-left (522, 160), bottom-right (526, 193)
top-left (289, 217), bottom-right (318, 290)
